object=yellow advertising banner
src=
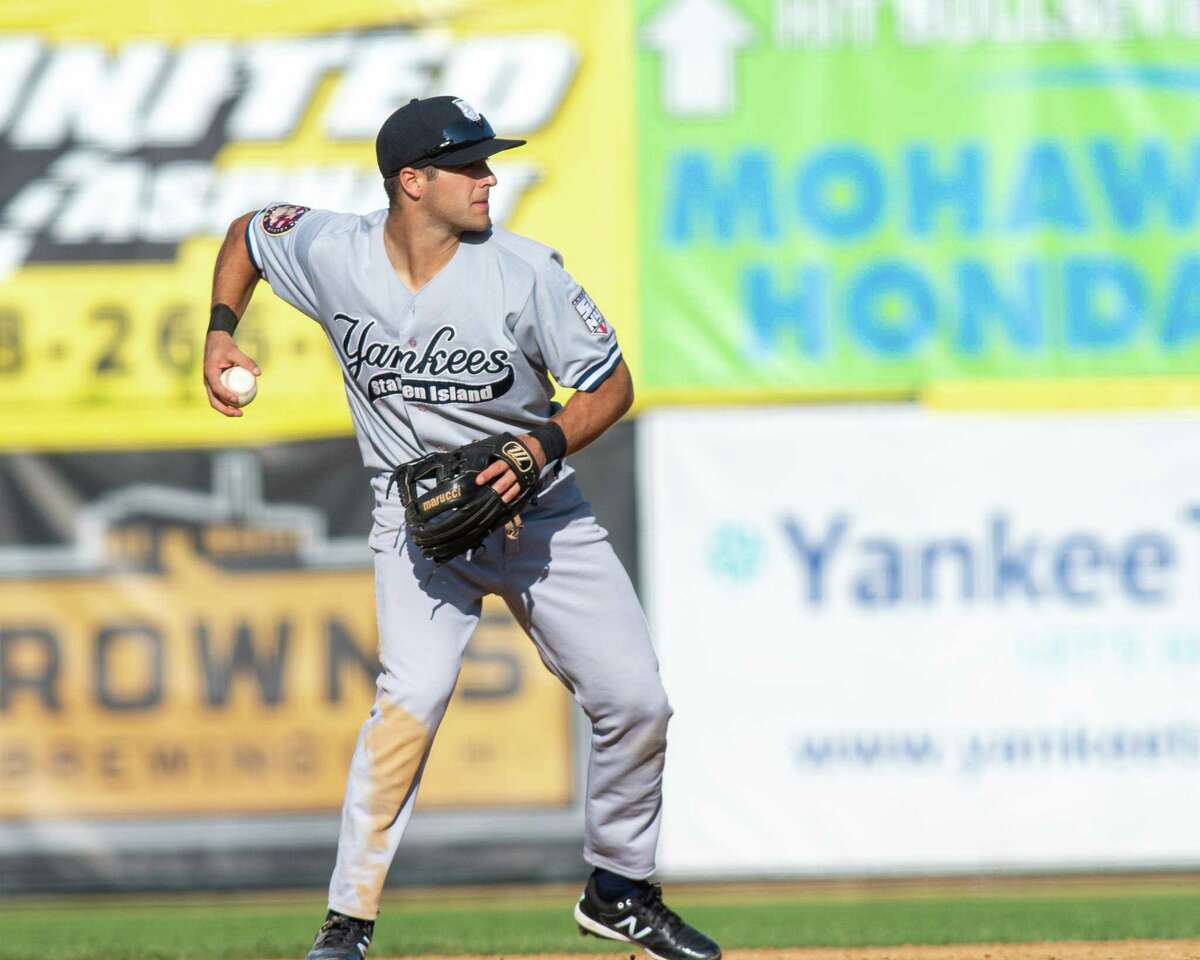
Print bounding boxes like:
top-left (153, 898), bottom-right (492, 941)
top-left (0, 451), bottom-right (573, 817)
top-left (0, 0), bottom-right (636, 449)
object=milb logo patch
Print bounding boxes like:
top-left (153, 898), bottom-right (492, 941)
top-left (571, 289), bottom-right (608, 336)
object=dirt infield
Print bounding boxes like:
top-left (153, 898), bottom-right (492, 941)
top-left (374, 943), bottom-right (1200, 960)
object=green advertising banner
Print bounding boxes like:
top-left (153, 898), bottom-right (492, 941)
top-left (637, 0), bottom-right (1200, 400)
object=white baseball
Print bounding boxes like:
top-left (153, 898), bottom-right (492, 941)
top-left (219, 365), bottom-right (258, 407)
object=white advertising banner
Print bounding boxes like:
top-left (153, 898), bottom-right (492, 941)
top-left (642, 407), bottom-right (1200, 877)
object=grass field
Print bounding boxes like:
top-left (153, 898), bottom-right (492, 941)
top-left (4, 876), bottom-right (1200, 960)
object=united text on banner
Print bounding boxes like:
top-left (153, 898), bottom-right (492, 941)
top-left (0, 0), bottom-right (636, 448)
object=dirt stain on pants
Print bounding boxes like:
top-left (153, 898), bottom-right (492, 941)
top-left (329, 699), bottom-right (432, 920)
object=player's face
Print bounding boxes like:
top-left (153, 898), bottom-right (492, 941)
top-left (428, 159), bottom-right (497, 232)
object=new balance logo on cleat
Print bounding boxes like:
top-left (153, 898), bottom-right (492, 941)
top-left (573, 877), bottom-right (722, 960)
top-left (614, 915), bottom-right (653, 940)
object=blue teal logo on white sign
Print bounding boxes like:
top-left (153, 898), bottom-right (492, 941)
top-left (707, 523), bottom-right (765, 582)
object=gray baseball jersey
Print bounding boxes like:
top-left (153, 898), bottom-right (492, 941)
top-left (244, 202), bottom-right (670, 922)
top-left (246, 203), bottom-right (622, 491)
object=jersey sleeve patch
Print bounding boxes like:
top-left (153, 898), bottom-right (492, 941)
top-left (261, 203), bottom-right (310, 235)
top-left (571, 288), bottom-right (609, 336)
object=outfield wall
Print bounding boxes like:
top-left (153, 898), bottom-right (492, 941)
top-left (643, 406), bottom-right (1200, 876)
top-left (0, 427), bottom-right (636, 893)
top-left (4, 0), bottom-right (1200, 893)
top-left (0, 0), bottom-right (636, 894)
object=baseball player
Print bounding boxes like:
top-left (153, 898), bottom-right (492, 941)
top-left (202, 96), bottom-right (720, 960)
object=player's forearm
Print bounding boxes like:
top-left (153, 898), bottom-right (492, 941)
top-left (211, 212), bottom-right (260, 316)
top-left (553, 359), bottom-right (634, 456)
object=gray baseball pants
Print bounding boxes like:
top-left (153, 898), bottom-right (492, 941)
top-left (327, 477), bottom-right (672, 920)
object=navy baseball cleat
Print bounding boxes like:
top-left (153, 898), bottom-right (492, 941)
top-left (574, 877), bottom-right (722, 960)
top-left (303, 909), bottom-right (374, 960)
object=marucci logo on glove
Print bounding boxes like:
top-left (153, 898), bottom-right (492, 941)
top-left (502, 441), bottom-right (534, 473)
top-left (418, 483), bottom-right (464, 512)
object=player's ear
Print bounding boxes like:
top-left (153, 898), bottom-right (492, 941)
top-left (397, 166), bottom-right (425, 201)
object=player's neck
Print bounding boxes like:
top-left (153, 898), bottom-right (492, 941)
top-left (382, 212), bottom-right (461, 295)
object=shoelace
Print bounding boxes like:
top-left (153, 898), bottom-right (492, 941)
top-left (316, 914), bottom-right (371, 947)
top-left (636, 884), bottom-right (684, 934)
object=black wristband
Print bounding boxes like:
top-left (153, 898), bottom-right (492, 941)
top-left (207, 303), bottom-right (239, 335)
top-left (529, 421), bottom-right (567, 464)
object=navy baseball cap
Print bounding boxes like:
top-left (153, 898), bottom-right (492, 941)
top-left (376, 96), bottom-right (525, 177)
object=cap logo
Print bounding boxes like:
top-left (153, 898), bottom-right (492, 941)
top-left (453, 98), bottom-right (482, 122)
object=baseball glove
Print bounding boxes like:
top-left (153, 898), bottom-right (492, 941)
top-left (388, 433), bottom-right (540, 563)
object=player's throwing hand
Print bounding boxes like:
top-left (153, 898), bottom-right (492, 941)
top-left (203, 330), bottom-right (260, 418)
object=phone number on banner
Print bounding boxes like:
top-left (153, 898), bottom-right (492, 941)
top-left (0, 294), bottom-right (351, 449)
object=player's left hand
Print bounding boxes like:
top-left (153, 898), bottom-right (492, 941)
top-left (476, 434), bottom-right (546, 504)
